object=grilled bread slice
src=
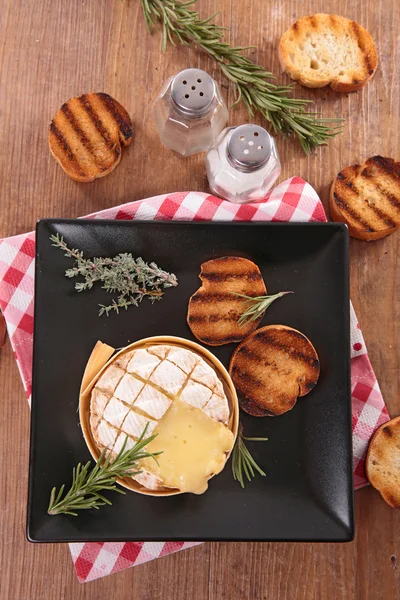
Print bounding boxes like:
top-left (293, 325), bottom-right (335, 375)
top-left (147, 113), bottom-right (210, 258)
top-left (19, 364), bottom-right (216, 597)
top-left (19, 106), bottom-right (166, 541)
top-left (187, 257), bottom-right (267, 346)
top-left (49, 93), bottom-right (132, 182)
top-left (229, 325), bottom-right (320, 417)
top-left (366, 417), bottom-right (400, 509)
top-left (279, 14), bottom-right (377, 92)
top-left (330, 156), bottom-right (400, 240)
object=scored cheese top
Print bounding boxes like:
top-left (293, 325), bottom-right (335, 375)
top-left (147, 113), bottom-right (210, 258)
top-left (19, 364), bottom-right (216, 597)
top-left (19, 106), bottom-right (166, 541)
top-left (90, 343), bottom-right (231, 492)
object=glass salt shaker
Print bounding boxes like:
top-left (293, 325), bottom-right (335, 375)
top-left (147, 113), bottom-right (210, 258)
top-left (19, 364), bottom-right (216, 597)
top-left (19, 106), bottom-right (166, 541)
top-left (205, 124), bottom-right (281, 203)
top-left (152, 68), bottom-right (228, 156)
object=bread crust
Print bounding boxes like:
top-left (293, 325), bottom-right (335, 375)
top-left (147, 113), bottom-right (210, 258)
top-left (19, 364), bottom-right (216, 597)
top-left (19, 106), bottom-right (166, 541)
top-left (366, 417), bottom-right (400, 509)
top-left (330, 156), bottom-right (400, 241)
top-left (279, 14), bottom-right (377, 92)
top-left (229, 325), bottom-right (320, 417)
top-left (48, 92), bottom-right (132, 182)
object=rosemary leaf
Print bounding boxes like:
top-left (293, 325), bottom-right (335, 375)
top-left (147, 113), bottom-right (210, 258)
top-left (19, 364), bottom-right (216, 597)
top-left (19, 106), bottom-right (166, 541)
top-left (139, 0), bottom-right (343, 152)
top-left (48, 425), bottom-right (162, 516)
top-left (233, 291), bottom-right (293, 326)
top-left (50, 234), bottom-right (178, 316)
top-left (232, 424), bottom-right (267, 488)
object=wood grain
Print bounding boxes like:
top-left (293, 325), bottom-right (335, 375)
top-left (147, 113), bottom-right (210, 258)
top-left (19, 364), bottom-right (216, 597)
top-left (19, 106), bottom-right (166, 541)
top-left (0, 0), bottom-right (399, 598)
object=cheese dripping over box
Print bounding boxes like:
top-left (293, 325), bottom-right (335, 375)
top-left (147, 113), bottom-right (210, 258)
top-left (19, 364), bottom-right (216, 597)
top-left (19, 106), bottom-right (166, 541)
top-left (85, 340), bottom-right (237, 495)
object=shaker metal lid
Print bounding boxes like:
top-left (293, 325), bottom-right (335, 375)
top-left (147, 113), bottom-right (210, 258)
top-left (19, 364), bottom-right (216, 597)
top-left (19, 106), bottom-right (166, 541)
top-left (171, 68), bottom-right (215, 115)
top-left (227, 124), bottom-right (272, 171)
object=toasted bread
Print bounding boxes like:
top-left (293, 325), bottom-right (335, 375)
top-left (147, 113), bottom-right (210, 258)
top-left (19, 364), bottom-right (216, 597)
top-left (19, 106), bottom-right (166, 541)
top-left (279, 14), bottom-right (377, 92)
top-left (187, 257), bottom-right (267, 346)
top-left (366, 417), bottom-right (400, 509)
top-left (229, 325), bottom-right (320, 417)
top-left (330, 156), bottom-right (400, 240)
top-left (49, 93), bottom-right (132, 182)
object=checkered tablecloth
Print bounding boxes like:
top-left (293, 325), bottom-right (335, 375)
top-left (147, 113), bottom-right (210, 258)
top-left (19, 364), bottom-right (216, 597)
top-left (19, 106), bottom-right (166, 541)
top-left (0, 178), bottom-right (389, 583)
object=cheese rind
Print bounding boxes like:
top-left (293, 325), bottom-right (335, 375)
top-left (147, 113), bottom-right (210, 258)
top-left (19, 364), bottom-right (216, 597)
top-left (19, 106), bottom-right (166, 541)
top-left (90, 343), bottom-right (231, 492)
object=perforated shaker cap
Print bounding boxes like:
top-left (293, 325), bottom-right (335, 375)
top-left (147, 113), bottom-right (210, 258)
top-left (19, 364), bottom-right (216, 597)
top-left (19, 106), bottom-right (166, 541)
top-left (171, 69), bottom-right (215, 115)
top-left (227, 124), bottom-right (272, 172)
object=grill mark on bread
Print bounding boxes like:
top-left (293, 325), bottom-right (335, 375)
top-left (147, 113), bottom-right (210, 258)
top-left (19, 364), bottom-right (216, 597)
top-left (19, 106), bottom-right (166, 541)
top-left (190, 292), bottom-right (256, 303)
top-left (188, 314), bottom-right (240, 324)
top-left (201, 271), bottom-right (263, 282)
top-left (370, 156), bottom-right (400, 178)
top-left (310, 15), bottom-right (317, 28)
top-left (60, 102), bottom-right (110, 171)
top-left (385, 192), bottom-right (400, 211)
top-left (49, 122), bottom-right (85, 176)
top-left (238, 345), bottom-right (281, 372)
top-left (252, 331), bottom-right (320, 370)
top-left (368, 206), bottom-right (397, 227)
top-left (230, 365), bottom-right (263, 389)
top-left (382, 426), bottom-right (393, 437)
top-left (79, 95), bottom-right (115, 151)
top-left (333, 192), bottom-right (375, 232)
top-left (61, 103), bottom-right (92, 147)
top-left (200, 335), bottom-right (241, 345)
top-left (99, 93), bottom-right (132, 142)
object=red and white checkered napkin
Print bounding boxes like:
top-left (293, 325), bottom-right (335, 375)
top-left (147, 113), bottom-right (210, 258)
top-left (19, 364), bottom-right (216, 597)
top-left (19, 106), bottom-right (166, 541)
top-left (0, 177), bottom-right (389, 583)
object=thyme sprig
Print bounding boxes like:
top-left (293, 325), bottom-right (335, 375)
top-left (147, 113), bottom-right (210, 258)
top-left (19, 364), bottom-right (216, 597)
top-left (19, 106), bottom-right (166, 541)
top-left (50, 234), bottom-right (178, 316)
top-left (233, 291), bottom-right (293, 326)
top-left (232, 424), bottom-right (267, 488)
top-left (140, 0), bottom-right (343, 153)
top-left (48, 426), bottom-right (161, 516)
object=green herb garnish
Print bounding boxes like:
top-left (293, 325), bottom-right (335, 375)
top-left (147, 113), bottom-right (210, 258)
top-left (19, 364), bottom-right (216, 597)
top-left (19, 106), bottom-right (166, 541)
top-left (50, 233), bottom-right (178, 316)
top-left (232, 424), bottom-right (267, 488)
top-left (233, 291), bottom-right (293, 326)
top-left (48, 426), bottom-right (161, 516)
top-left (140, 0), bottom-right (343, 153)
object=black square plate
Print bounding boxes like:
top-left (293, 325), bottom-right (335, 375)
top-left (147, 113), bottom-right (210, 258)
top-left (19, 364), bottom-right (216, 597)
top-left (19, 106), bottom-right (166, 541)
top-left (28, 219), bottom-right (353, 543)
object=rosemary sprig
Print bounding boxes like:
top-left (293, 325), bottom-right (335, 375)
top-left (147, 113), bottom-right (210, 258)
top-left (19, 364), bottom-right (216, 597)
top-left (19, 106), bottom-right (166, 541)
top-left (140, 0), bottom-right (343, 153)
top-left (50, 234), bottom-right (178, 316)
top-left (232, 423), bottom-right (267, 488)
top-left (233, 290), bottom-right (293, 326)
top-left (48, 425), bottom-right (161, 516)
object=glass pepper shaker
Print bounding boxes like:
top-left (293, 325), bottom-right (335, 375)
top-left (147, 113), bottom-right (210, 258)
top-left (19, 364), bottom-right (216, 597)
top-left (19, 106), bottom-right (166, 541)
top-left (152, 68), bottom-right (228, 157)
top-left (205, 124), bottom-right (281, 203)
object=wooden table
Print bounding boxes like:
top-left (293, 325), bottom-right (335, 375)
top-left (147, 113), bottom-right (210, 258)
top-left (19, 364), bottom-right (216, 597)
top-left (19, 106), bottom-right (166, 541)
top-left (1, 0), bottom-right (399, 598)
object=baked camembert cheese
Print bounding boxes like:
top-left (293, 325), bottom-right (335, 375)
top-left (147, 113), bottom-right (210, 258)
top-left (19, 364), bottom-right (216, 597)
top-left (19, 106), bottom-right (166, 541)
top-left (90, 344), bottom-right (234, 494)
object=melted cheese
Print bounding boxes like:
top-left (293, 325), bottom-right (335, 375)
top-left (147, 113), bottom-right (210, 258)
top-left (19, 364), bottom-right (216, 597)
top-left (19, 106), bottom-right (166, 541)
top-left (142, 398), bottom-right (234, 494)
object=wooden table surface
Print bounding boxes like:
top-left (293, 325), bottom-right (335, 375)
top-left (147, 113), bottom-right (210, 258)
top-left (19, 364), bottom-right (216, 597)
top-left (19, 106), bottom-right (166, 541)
top-left (1, 0), bottom-right (399, 598)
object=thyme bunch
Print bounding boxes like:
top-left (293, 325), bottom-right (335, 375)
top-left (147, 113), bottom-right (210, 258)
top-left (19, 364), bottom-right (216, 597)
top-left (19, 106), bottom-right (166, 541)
top-left (50, 234), bottom-right (178, 316)
top-left (140, 0), bottom-right (343, 153)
